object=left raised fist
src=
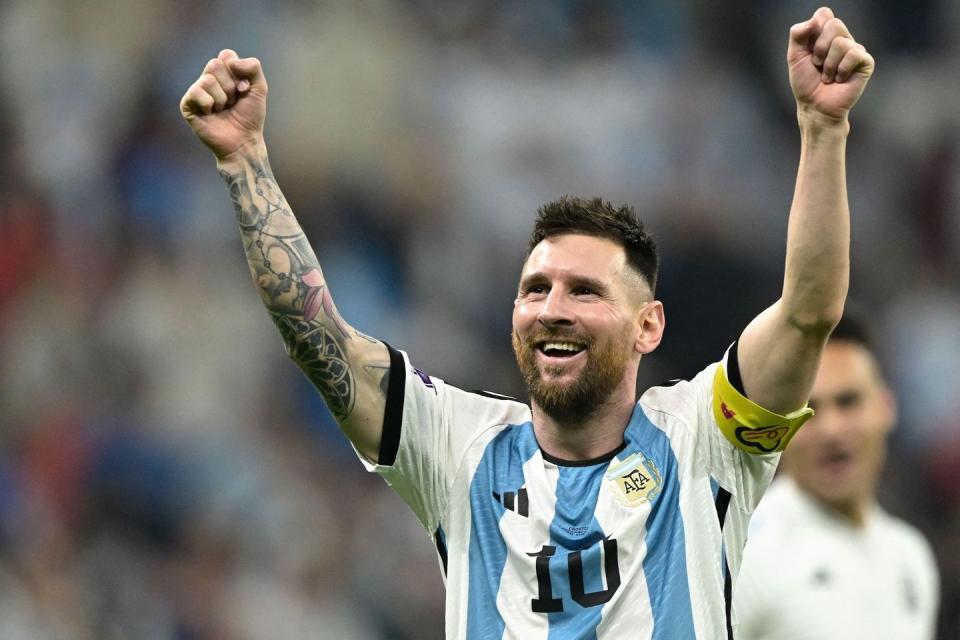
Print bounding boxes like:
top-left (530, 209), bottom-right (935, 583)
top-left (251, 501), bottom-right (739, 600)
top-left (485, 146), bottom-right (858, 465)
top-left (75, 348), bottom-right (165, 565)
top-left (787, 7), bottom-right (875, 123)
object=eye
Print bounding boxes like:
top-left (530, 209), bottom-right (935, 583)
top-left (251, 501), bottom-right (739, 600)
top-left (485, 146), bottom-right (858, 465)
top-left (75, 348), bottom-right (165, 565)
top-left (835, 391), bottom-right (863, 410)
top-left (522, 283), bottom-right (548, 296)
top-left (572, 286), bottom-right (596, 296)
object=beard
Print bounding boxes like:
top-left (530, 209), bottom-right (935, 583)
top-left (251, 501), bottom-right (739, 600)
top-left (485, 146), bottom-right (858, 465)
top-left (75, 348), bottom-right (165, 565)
top-left (512, 327), bottom-right (631, 425)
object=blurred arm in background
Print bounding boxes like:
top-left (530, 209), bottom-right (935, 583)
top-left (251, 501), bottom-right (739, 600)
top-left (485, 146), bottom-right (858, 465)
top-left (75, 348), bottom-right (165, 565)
top-left (180, 49), bottom-right (390, 462)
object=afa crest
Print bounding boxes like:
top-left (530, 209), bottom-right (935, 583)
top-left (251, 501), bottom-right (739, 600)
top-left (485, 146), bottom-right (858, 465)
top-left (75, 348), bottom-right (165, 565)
top-left (606, 453), bottom-right (662, 507)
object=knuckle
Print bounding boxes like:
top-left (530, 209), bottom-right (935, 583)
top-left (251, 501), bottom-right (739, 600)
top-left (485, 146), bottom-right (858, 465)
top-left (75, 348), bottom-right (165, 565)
top-left (832, 38), bottom-right (852, 52)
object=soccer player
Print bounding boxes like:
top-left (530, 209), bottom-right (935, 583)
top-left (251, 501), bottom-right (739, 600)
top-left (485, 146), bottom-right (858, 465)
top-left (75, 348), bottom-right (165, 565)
top-left (180, 7), bottom-right (874, 638)
top-left (733, 313), bottom-right (940, 639)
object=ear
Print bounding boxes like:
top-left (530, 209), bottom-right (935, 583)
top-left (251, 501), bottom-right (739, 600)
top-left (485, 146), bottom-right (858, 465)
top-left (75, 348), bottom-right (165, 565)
top-left (635, 301), bottom-right (665, 355)
top-left (878, 382), bottom-right (898, 435)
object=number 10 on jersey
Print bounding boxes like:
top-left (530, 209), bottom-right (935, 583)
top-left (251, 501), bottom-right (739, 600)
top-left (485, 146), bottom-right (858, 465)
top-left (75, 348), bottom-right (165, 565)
top-left (528, 537), bottom-right (621, 613)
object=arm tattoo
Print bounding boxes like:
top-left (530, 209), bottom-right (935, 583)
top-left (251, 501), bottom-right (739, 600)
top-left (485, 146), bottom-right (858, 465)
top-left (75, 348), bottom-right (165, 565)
top-left (220, 149), bottom-right (360, 420)
top-left (276, 315), bottom-right (354, 421)
top-left (364, 364), bottom-right (392, 397)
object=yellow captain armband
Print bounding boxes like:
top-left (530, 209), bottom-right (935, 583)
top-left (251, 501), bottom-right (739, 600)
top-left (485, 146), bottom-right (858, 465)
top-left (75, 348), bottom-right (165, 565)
top-left (711, 364), bottom-right (814, 454)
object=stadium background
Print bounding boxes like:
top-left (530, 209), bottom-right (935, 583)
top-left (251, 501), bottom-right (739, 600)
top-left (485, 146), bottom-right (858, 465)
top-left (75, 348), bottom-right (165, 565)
top-left (0, 0), bottom-right (957, 637)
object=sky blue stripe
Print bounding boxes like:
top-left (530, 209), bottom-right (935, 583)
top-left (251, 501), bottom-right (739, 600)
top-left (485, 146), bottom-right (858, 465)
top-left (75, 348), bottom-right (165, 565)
top-left (466, 422), bottom-right (540, 640)
top-left (622, 405), bottom-right (696, 640)
top-left (546, 463), bottom-right (608, 640)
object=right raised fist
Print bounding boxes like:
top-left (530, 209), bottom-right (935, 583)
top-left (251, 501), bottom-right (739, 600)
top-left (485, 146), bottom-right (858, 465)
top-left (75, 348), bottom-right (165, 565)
top-left (180, 49), bottom-right (267, 161)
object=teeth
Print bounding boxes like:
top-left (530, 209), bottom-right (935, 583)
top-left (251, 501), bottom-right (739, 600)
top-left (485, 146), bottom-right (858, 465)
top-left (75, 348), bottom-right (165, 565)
top-left (543, 342), bottom-right (583, 352)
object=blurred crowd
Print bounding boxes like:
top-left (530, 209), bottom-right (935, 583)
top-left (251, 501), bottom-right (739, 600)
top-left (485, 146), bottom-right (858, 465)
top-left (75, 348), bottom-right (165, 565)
top-left (0, 0), bottom-right (957, 638)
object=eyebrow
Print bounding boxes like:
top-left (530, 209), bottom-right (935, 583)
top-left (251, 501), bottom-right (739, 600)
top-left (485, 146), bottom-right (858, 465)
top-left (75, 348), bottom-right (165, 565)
top-left (808, 387), bottom-right (864, 410)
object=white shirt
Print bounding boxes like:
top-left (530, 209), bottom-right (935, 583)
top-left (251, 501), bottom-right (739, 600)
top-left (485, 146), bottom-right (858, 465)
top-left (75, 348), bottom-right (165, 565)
top-left (356, 346), bottom-right (780, 639)
top-left (733, 477), bottom-right (939, 640)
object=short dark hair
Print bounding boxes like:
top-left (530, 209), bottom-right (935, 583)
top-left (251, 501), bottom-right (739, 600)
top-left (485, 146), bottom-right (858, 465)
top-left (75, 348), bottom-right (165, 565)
top-left (829, 308), bottom-right (873, 351)
top-left (828, 307), bottom-right (889, 380)
top-left (527, 196), bottom-right (659, 292)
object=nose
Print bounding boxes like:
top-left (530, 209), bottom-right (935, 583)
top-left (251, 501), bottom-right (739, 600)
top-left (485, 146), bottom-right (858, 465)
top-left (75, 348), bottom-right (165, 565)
top-left (812, 406), bottom-right (846, 441)
top-left (538, 288), bottom-right (575, 328)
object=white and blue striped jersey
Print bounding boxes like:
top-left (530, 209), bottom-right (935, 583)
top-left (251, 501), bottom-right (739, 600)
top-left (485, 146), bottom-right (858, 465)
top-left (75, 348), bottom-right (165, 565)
top-left (356, 345), bottom-right (781, 639)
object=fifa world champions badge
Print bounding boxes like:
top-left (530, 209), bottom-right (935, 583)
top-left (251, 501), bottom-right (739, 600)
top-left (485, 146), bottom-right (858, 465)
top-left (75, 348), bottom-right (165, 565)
top-left (606, 453), bottom-right (662, 507)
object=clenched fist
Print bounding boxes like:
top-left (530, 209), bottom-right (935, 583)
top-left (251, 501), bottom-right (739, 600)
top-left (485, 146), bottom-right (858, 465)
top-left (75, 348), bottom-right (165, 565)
top-left (180, 49), bottom-right (267, 161)
top-left (788, 7), bottom-right (875, 124)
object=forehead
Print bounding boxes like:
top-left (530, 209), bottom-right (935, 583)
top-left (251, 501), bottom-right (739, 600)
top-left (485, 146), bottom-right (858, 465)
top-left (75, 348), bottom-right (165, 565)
top-left (522, 234), bottom-right (628, 281)
top-left (811, 340), bottom-right (881, 398)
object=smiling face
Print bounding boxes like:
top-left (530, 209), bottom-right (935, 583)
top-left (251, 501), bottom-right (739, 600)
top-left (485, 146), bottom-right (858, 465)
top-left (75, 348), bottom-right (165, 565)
top-left (783, 339), bottom-right (896, 515)
top-left (511, 233), bottom-right (663, 424)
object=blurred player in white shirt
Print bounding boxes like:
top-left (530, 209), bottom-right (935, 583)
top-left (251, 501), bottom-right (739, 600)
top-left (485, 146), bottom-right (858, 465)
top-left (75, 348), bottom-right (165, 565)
top-left (734, 313), bottom-right (940, 639)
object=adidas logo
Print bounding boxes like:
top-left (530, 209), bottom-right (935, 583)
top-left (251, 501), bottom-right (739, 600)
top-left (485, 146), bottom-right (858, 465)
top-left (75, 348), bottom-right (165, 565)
top-left (492, 487), bottom-right (529, 517)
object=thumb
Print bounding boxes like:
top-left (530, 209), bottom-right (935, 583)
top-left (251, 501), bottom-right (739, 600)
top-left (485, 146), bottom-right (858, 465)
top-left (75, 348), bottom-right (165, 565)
top-left (228, 57), bottom-right (266, 93)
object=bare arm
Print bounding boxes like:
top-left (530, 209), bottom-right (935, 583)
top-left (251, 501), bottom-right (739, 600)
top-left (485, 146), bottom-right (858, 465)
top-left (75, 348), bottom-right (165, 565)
top-left (738, 7), bottom-right (875, 413)
top-left (219, 143), bottom-right (390, 458)
top-left (181, 50), bottom-right (389, 461)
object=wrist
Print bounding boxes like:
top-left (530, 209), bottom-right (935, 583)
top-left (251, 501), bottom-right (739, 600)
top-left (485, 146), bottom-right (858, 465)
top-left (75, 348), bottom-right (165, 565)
top-left (797, 107), bottom-right (850, 139)
top-left (216, 138), bottom-right (267, 172)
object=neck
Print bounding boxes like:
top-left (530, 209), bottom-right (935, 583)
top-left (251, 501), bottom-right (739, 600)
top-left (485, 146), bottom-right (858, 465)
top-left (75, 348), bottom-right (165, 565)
top-left (532, 379), bottom-right (637, 462)
top-left (823, 495), bottom-right (872, 527)
top-left (796, 482), bottom-right (873, 528)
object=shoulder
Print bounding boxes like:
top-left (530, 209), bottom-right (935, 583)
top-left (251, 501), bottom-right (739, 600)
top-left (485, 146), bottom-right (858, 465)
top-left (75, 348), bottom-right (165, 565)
top-left (444, 385), bottom-right (532, 425)
top-left (875, 509), bottom-right (936, 562)
top-left (750, 477), bottom-right (809, 541)
top-left (390, 347), bottom-right (532, 432)
top-left (640, 361), bottom-right (720, 419)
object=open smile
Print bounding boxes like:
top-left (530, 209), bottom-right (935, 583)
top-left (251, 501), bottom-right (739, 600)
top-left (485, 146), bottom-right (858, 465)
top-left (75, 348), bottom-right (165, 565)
top-left (535, 340), bottom-right (588, 366)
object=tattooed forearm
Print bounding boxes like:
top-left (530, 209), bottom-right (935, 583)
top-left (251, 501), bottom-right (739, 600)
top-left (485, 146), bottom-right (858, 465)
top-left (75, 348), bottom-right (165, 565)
top-left (220, 148), bottom-right (365, 421)
top-left (218, 154), bottom-right (312, 316)
top-left (275, 315), bottom-right (355, 421)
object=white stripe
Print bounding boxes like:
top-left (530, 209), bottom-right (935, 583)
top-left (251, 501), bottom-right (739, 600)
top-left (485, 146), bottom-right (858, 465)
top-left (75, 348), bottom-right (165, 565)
top-left (594, 455), bottom-right (654, 640)
top-left (645, 406), bottom-right (727, 638)
top-left (497, 451), bottom-right (557, 640)
top-left (444, 424), bottom-right (511, 640)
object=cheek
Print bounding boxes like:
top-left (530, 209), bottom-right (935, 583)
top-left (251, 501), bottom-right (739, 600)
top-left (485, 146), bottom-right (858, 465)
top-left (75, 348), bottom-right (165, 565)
top-left (784, 428), bottom-right (819, 462)
top-left (512, 301), bottom-right (541, 337)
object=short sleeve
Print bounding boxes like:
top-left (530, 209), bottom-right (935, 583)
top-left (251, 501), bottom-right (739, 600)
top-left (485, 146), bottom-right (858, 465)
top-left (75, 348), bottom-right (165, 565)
top-left (353, 345), bottom-right (531, 533)
top-left (687, 345), bottom-right (800, 586)
top-left (684, 346), bottom-right (781, 512)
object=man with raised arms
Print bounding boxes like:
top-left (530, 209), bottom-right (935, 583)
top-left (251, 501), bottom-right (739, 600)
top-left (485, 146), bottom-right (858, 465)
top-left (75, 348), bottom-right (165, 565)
top-left (180, 7), bottom-right (874, 638)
